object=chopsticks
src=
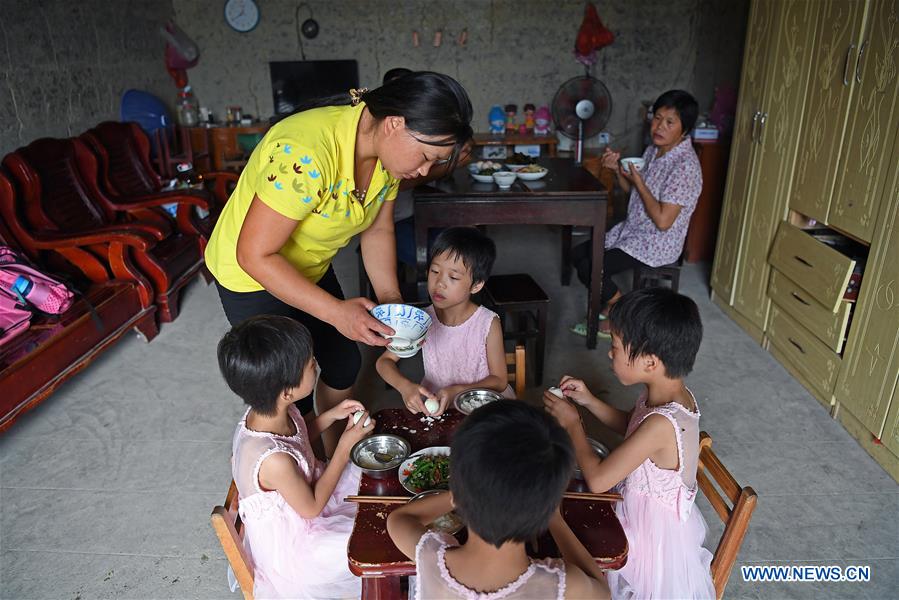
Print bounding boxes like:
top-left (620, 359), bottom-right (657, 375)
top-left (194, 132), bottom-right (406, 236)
top-left (345, 491), bottom-right (622, 505)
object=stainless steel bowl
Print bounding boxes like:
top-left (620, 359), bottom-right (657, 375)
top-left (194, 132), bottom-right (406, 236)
top-left (409, 490), bottom-right (464, 534)
top-left (351, 434), bottom-right (411, 478)
top-left (453, 388), bottom-right (504, 415)
top-left (573, 438), bottom-right (610, 480)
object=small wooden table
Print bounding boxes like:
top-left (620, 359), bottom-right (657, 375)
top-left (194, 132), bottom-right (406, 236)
top-left (347, 409), bottom-right (628, 599)
top-left (412, 157), bottom-right (608, 349)
top-left (472, 132), bottom-right (558, 157)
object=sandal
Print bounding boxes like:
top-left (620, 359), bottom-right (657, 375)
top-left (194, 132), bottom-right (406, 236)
top-left (570, 321), bottom-right (612, 340)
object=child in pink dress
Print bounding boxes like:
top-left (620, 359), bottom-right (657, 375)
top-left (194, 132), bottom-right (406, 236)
top-left (218, 315), bottom-right (375, 599)
top-left (377, 227), bottom-right (513, 415)
top-left (387, 401), bottom-right (610, 599)
top-left (544, 288), bottom-right (715, 599)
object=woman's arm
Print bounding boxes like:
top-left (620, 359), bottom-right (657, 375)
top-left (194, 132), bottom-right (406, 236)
top-left (386, 491), bottom-right (454, 559)
top-left (433, 317), bottom-right (509, 412)
top-left (375, 350), bottom-right (433, 414)
top-left (359, 199), bottom-right (403, 305)
top-left (236, 196), bottom-right (393, 346)
top-left (623, 168), bottom-right (681, 231)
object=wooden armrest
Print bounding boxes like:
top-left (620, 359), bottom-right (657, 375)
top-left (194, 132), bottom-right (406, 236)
top-left (200, 171), bottom-right (240, 182)
top-left (114, 192), bottom-right (210, 211)
top-left (29, 227), bottom-right (155, 250)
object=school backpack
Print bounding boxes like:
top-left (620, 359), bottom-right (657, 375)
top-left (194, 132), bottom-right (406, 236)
top-left (0, 245), bottom-right (75, 347)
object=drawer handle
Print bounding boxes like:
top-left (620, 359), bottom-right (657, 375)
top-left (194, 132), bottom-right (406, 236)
top-left (843, 43), bottom-right (855, 86)
top-left (788, 337), bottom-right (806, 354)
top-left (791, 292), bottom-right (810, 306)
top-left (793, 255), bottom-right (814, 268)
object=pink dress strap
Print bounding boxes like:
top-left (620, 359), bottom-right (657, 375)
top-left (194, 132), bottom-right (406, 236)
top-left (422, 305), bottom-right (501, 393)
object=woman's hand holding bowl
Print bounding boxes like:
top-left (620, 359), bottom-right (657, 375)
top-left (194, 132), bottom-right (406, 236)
top-left (335, 297), bottom-right (395, 346)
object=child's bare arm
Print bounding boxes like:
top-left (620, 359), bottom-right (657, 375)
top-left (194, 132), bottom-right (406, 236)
top-left (559, 375), bottom-right (630, 435)
top-left (584, 414), bottom-right (673, 493)
top-left (306, 399), bottom-right (365, 441)
top-left (386, 491), bottom-right (454, 559)
top-left (433, 317), bottom-right (509, 412)
top-left (548, 511), bottom-right (610, 599)
top-left (259, 416), bottom-right (374, 519)
top-left (376, 349), bottom-right (433, 414)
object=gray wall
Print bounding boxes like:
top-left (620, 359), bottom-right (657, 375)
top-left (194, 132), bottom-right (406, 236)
top-left (174, 0), bottom-right (748, 154)
top-left (0, 0), bottom-right (175, 157)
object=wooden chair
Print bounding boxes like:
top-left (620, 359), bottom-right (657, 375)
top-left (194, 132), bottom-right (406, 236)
top-left (505, 344), bottom-right (526, 399)
top-left (3, 138), bottom-right (206, 322)
top-left (632, 254), bottom-right (683, 293)
top-left (210, 480), bottom-right (254, 600)
top-left (696, 431), bottom-right (758, 599)
top-left (484, 273), bottom-right (548, 385)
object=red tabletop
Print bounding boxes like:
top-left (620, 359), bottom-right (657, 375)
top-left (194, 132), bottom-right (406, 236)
top-left (347, 408), bottom-right (628, 594)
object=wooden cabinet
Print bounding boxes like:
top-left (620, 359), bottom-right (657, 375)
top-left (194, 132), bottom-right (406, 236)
top-left (711, 0), bottom-right (819, 331)
top-left (834, 125), bottom-right (899, 437)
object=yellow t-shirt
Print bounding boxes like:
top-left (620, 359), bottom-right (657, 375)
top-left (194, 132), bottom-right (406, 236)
top-left (205, 102), bottom-right (399, 292)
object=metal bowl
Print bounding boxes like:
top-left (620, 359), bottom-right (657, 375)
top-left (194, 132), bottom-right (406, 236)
top-left (350, 434), bottom-right (411, 478)
top-left (409, 490), bottom-right (464, 534)
top-left (573, 438), bottom-right (610, 480)
top-left (453, 388), bottom-right (504, 415)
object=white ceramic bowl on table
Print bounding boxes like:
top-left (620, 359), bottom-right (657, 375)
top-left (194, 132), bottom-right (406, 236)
top-left (515, 166), bottom-right (548, 181)
top-left (371, 304), bottom-right (432, 358)
top-left (492, 171), bottom-right (517, 189)
top-left (399, 446), bottom-right (451, 494)
top-left (620, 157), bottom-right (645, 174)
top-left (470, 172), bottom-right (495, 183)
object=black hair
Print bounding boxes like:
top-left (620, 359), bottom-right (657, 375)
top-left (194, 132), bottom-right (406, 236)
top-left (360, 71), bottom-right (473, 171)
top-left (608, 288), bottom-right (703, 378)
top-left (652, 89), bottom-right (699, 135)
top-left (217, 315), bottom-right (314, 416)
top-left (429, 226), bottom-right (496, 285)
top-left (383, 67), bottom-right (412, 84)
top-left (450, 401), bottom-right (575, 548)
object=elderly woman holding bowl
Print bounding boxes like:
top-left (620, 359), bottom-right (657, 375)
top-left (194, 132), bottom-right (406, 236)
top-left (572, 89), bottom-right (703, 338)
top-left (206, 72), bottom-right (473, 452)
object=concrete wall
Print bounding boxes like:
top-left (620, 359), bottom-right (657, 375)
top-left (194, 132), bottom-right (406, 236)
top-left (173, 0), bottom-right (748, 154)
top-left (0, 0), bottom-right (175, 157)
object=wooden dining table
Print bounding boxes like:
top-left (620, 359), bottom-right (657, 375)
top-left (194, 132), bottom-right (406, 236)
top-left (412, 157), bottom-right (609, 349)
top-left (347, 408), bottom-right (628, 599)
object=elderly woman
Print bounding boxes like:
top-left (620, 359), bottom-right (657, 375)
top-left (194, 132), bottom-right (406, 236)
top-left (206, 72), bottom-right (473, 451)
top-left (572, 89), bottom-right (702, 338)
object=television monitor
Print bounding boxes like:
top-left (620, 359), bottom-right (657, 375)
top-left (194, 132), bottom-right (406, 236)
top-left (269, 60), bottom-right (359, 117)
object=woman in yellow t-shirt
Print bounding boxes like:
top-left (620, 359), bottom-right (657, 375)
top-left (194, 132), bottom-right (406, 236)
top-left (206, 72), bottom-right (472, 451)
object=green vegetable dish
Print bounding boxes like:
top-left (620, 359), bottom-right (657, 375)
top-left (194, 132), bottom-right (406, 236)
top-left (402, 455), bottom-right (450, 492)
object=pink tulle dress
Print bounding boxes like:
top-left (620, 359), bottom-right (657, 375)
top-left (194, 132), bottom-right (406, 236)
top-left (421, 305), bottom-right (514, 398)
top-left (231, 405), bottom-right (362, 599)
top-left (414, 531), bottom-right (567, 599)
top-left (606, 390), bottom-right (715, 599)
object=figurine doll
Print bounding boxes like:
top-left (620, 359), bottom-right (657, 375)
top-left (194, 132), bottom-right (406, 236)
top-left (524, 103), bottom-right (536, 133)
top-left (534, 105), bottom-right (551, 135)
top-left (504, 104), bottom-right (518, 134)
top-left (488, 105), bottom-right (506, 135)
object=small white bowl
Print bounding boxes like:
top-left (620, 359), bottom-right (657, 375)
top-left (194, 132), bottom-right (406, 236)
top-left (492, 171), bottom-right (517, 189)
top-left (620, 157), bottom-right (645, 174)
top-left (371, 304), bottom-right (432, 357)
top-left (470, 172), bottom-right (495, 183)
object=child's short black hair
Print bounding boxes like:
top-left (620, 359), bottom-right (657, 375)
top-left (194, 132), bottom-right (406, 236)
top-left (450, 401), bottom-right (574, 548)
top-left (609, 288), bottom-right (703, 378)
top-left (217, 315), bottom-right (314, 416)
top-left (652, 89), bottom-right (699, 135)
top-left (429, 226), bottom-right (496, 285)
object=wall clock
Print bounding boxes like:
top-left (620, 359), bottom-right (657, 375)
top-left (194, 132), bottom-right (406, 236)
top-left (224, 0), bottom-right (260, 33)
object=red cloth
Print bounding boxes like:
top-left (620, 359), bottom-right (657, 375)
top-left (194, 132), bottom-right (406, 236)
top-left (575, 2), bottom-right (615, 63)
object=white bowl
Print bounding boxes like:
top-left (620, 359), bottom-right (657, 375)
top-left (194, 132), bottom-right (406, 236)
top-left (371, 304), bottom-right (432, 357)
top-left (492, 171), bottom-right (517, 188)
top-left (470, 172), bottom-right (495, 183)
top-left (516, 167), bottom-right (548, 181)
top-left (620, 157), bottom-right (645, 173)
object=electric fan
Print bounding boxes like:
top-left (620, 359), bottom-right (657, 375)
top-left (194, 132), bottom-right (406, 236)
top-left (551, 75), bottom-right (612, 164)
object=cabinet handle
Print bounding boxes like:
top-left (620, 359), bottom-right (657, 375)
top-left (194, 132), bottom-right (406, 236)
top-left (750, 111), bottom-right (761, 141)
top-left (855, 40), bottom-right (869, 83)
top-left (758, 112), bottom-right (768, 143)
top-left (788, 338), bottom-right (806, 354)
top-left (791, 292), bottom-right (811, 306)
top-left (843, 43), bottom-right (856, 86)
top-left (793, 255), bottom-right (814, 268)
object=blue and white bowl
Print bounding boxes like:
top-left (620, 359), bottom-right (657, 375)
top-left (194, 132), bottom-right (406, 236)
top-left (371, 304), bottom-right (432, 357)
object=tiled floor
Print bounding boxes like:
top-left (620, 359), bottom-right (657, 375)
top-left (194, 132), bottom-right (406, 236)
top-left (1, 226), bottom-right (896, 599)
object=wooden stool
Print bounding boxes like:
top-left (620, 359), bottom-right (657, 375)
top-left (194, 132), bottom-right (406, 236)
top-left (484, 274), bottom-right (549, 385)
top-left (632, 257), bottom-right (682, 292)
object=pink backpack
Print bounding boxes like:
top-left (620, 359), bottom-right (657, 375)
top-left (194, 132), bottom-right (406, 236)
top-left (0, 245), bottom-right (75, 347)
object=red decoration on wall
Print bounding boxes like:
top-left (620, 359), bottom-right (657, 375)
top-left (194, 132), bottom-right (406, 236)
top-left (574, 2), bottom-right (614, 66)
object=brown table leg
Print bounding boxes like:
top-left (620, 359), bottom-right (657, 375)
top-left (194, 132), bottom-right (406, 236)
top-left (361, 576), bottom-right (403, 600)
top-left (414, 214), bottom-right (430, 300)
top-left (587, 202), bottom-right (607, 350)
top-left (561, 226), bottom-right (573, 285)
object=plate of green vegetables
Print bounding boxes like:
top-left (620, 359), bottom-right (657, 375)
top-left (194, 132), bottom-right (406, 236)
top-left (399, 446), bottom-right (451, 494)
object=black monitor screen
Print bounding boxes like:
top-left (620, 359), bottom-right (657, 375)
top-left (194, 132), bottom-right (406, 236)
top-left (269, 60), bottom-right (359, 116)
